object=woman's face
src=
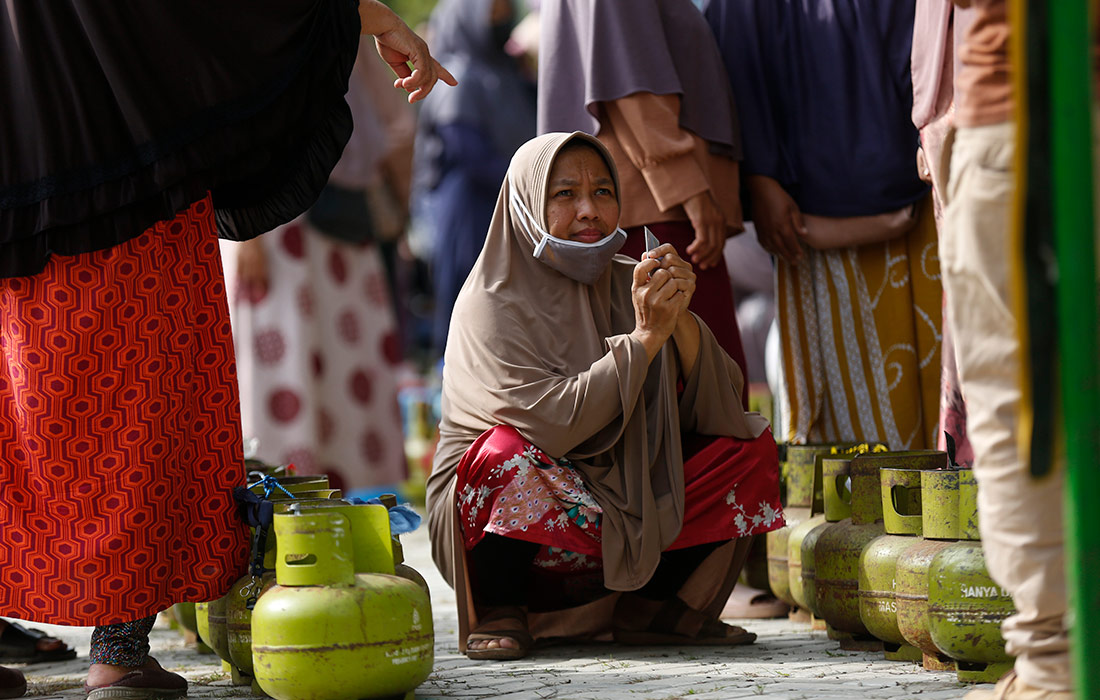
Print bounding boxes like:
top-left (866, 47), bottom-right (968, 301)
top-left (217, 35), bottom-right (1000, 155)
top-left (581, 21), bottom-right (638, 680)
top-left (545, 145), bottom-right (620, 242)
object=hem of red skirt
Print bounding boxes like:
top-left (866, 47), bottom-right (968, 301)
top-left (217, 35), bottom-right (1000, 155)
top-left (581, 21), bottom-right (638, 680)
top-left (665, 516), bottom-right (788, 551)
top-left (470, 516), bottom-right (786, 557)
top-left (0, 574), bottom-right (246, 627)
top-left (470, 523), bottom-right (603, 558)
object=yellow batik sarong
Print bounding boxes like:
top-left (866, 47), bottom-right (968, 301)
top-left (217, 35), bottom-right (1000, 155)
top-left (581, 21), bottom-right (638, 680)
top-left (778, 196), bottom-right (942, 449)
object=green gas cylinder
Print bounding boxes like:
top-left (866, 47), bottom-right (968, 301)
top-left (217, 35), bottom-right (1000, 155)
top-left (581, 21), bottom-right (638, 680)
top-left (928, 471), bottom-right (1014, 684)
top-left (787, 511), bottom-right (826, 612)
top-left (252, 511), bottom-right (433, 700)
top-left (816, 451), bottom-right (940, 650)
top-left (796, 456), bottom-right (855, 621)
top-left (225, 572), bottom-right (276, 682)
top-left (787, 451), bottom-right (844, 616)
top-left (195, 596), bottom-right (232, 666)
top-left (858, 464), bottom-right (938, 662)
top-left (813, 455), bottom-right (884, 649)
top-left (768, 443), bottom-right (880, 611)
top-left (766, 445), bottom-right (817, 608)
top-left (235, 500), bottom-right (399, 683)
top-left (223, 497), bottom-right (355, 685)
top-left (896, 469), bottom-right (959, 671)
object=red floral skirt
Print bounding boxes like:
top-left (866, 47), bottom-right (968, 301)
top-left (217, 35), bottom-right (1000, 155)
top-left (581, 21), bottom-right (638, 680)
top-left (0, 196), bottom-right (249, 625)
top-left (456, 425), bottom-right (784, 576)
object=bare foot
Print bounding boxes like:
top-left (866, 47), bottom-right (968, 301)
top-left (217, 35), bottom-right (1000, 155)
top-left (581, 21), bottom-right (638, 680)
top-left (0, 620), bottom-right (66, 654)
top-left (467, 636), bottom-right (520, 652)
top-left (464, 605), bottom-right (531, 659)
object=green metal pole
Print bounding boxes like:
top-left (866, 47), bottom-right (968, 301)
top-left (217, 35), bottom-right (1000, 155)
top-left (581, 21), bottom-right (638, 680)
top-left (1048, 1), bottom-right (1100, 698)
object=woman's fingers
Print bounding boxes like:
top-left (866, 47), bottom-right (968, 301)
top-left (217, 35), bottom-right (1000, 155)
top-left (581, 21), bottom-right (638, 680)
top-left (687, 222), bottom-right (725, 270)
top-left (632, 258), bottom-right (662, 287)
top-left (662, 259), bottom-right (696, 286)
top-left (433, 60), bottom-right (458, 87)
top-left (396, 59), bottom-right (459, 102)
top-left (375, 30), bottom-right (457, 103)
top-left (649, 244), bottom-right (695, 277)
top-left (648, 267), bottom-right (674, 289)
top-left (644, 242), bottom-right (677, 260)
top-left (775, 224), bottom-right (802, 264)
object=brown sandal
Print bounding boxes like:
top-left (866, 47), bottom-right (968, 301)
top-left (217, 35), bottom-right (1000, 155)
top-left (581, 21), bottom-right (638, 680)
top-left (613, 594), bottom-right (757, 646)
top-left (465, 606), bottom-right (533, 661)
top-left (81, 657), bottom-right (187, 700)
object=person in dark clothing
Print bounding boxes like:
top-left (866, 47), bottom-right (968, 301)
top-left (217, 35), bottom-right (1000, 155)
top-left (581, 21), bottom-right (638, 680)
top-left (0, 2), bottom-right (453, 697)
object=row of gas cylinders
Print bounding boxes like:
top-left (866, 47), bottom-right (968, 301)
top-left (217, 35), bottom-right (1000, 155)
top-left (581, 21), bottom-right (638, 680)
top-left (765, 445), bottom-right (1014, 684)
top-left (181, 475), bottom-right (434, 700)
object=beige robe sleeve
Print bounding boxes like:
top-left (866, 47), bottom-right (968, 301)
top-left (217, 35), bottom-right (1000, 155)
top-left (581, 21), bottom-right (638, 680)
top-left (601, 92), bottom-right (710, 212)
top-left (481, 333), bottom-right (651, 460)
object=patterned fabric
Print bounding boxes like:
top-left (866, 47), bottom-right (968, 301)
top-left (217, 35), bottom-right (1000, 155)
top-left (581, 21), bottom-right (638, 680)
top-left (0, 196), bottom-right (249, 625)
top-left (89, 616), bottom-right (156, 667)
top-left (456, 426), bottom-right (784, 575)
top-left (938, 311), bottom-right (973, 466)
top-left (777, 196), bottom-right (943, 448)
top-left (220, 218), bottom-right (406, 492)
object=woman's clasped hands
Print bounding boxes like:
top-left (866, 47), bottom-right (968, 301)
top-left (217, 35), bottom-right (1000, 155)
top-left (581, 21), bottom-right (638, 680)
top-left (630, 243), bottom-right (696, 360)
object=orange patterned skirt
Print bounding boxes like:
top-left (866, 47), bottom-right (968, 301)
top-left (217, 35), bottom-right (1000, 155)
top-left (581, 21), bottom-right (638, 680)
top-left (0, 196), bottom-right (249, 625)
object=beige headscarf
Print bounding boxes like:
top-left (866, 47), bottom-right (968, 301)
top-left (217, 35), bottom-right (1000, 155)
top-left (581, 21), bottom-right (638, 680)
top-left (425, 132), bottom-right (768, 639)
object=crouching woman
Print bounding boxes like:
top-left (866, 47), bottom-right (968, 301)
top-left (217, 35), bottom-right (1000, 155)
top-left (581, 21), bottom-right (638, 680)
top-left (425, 132), bottom-right (784, 660)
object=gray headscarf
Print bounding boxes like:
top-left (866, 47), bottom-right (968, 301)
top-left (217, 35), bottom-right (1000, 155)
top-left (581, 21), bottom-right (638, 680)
top-left (537, 0), bottom-right (740, 159)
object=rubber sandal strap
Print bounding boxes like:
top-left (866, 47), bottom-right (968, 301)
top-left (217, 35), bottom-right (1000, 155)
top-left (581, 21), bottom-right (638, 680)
top-left (0, 623), bottom-right (39, 654)
top-left (468, 607), bottom-right (531, 644)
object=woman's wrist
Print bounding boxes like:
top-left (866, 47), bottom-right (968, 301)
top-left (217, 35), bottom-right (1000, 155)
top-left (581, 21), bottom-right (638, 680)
top-left (670, 312), bottom-right (701, 378)
top-left (359, 0), bottom-right (402, 35)
top-left (671, 311), bottom-right (697, 343)
top-left (630, 328), bottom-right (666, 362)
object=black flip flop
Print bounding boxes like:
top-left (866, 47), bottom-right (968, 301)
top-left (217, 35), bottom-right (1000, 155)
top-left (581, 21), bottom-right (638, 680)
top-left (0, 623), bottom-right (77, 665)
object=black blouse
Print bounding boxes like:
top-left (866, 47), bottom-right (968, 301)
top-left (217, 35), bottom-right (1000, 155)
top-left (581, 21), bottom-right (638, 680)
top-left (1, 0), bottom-right (361, 278)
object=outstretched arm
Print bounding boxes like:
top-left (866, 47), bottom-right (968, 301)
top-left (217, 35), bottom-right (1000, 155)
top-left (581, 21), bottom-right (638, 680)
top-left (601, 93), bottom-right (737, 270)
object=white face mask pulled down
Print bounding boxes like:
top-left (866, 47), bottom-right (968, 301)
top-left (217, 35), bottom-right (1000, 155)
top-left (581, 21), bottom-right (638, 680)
top-left (510, 185), bottom-right (626, 286)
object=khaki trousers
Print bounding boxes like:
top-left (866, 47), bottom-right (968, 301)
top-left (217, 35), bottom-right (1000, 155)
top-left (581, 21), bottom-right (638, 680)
top-left (941, 121), bottom-right (1070, 691)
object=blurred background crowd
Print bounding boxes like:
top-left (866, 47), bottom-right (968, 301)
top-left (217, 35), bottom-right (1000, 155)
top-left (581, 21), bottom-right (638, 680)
top-left (218, 0), bottom-right (880, 508)
top-left (220, 0), bottom-right (783, 504)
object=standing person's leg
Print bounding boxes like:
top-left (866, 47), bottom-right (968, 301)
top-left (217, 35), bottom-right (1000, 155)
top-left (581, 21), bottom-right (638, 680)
top-left (943, 121), bottom-right (1071, 697)
top-left (84, 616), bottom-right (186, 698)
top-left (1, 197), bottom-right (248, 697)
top-left (89, 617), bottom-right (156, 670)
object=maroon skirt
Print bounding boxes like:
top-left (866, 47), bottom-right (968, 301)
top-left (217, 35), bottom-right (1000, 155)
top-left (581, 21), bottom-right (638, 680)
top-left (0, 196), bottom-right (249, 625)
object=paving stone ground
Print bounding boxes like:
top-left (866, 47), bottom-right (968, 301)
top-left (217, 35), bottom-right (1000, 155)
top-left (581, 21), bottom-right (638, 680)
top-left (12, 520), bottom-right (988, 699)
